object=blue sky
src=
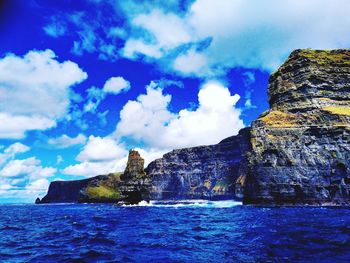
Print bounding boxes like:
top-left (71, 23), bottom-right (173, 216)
top-left (0, 0), bottom-right (349, 203)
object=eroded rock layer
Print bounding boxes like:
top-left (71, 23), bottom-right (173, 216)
top-left (243, 49), bottom-right (350, 205)
top-left (146, 128), bottom-right (250, 200)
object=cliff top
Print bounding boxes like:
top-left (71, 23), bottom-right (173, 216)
top-left (258, 49), bottom-right (350, 128)
top-left (273, 49), bottom-right (350, 77)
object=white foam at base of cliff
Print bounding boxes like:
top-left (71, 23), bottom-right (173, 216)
top-left (126, 200), bottom-right (242, 208)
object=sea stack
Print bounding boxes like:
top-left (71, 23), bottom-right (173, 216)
top-left (118, 150), bottom-right (151, 204)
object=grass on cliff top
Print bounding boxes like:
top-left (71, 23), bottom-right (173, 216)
top-left (298, 49), bottom-right (350, 65)
top-left (259, 110), bottom-right (301, 127)
top-left (323, 106), bottom-right (350, 116)
top-left (86, 185), bottom-right (121, 200)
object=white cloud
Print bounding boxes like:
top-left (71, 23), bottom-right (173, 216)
top-left (4, 142), bottom-right (30, 156)
top-left (0, 113), bottom-right (56, 140)
top-left (0, 142), bottom-right (30, 166)
top-left (83, 76), bottom-right (131, 114)
top-left (48, 134), bottom-right (87, 149)
top-left (134, 148), bottom-right (168, 167)
top-left (76, 135), bottom-right (127, 162)
top-left (61, 135), bottom-right (128, 177)
top-left (119, 0), bottom-right (350, 76)
top-left (116, 81), bottom-right (244, 149)
top-left (62, 160), bottom-right (120, 177)
top-left (1, 157), bottom-right (56, 179)
top-left (173, 49), bottom-right (208, 75)
top-left (123, 39), bottom-right (163, 59)
top-left (0, 152), bottom-right (56, 199)
top-left (0, 49), bottom-right (87, 139)
top-left (103, 76), bottom-right (130, 94)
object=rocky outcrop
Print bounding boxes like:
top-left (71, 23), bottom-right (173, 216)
top-left (146, 128), bottom-right (250, 200)
top-left (38, 150), bottom-right (150, 204)
top-left (118, 150), bottom-right (151, 204)
top-left (242, 49), bottom-right (350, 205)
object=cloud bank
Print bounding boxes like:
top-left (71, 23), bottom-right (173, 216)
top-left (0, 49), bottom-right (87, 138)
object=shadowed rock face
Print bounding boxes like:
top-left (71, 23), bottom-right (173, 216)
top-left (243, 49), bottom-right (350, 205)
top-left (37, 175), bottom-right (108, 203)
top-left (146, 128), bottom-right (250, 200)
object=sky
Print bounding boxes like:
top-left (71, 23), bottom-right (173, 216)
top-left (0, 0), bottom-right (349, 203)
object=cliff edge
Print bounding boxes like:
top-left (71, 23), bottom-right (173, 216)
top-left (242, 49), bottom-right (350, 205)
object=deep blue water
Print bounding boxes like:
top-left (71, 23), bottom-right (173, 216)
top-left (1, 200), bottom-right (350, 262)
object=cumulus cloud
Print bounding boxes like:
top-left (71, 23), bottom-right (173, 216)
top-left (62, 136), bottom-right (128, 177)
top-left (0, 49), bottom-right (87, 139)
top-left (0, 142), bottom-right (29, 166)
top-left (118, 0), bottom-right (350, 76)
top-left (123, 9), bottom-right (191, 59)
top-left (61, 135), bottom-right (167, 178)
top-left (0, 144), bottom-right (56, 200)
top-left (1, 157), bottom-right (55, 179)
top-left (62, 160), bottom-right (121, 177)
top-left (103, 76), bottom-right (130, 94)
top-left (48, 134), bottom-right (87, 149)
top-left (84, 76), bottom-right (131, 114)
top-left (116, 81), bottom-right (244, 149)
top-left (76, 135), bottom-right (127, 162)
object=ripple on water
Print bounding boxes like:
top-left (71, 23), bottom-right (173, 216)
top-left (0, 203), bottom-right (350, 262)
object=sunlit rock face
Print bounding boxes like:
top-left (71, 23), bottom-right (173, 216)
top-left (242, 49), bottom-right (350, 205)
top-left (121, 150), bottom-right (146, 180)
top-left (118, 150), bottom-right (151, 204)
top-left (146, 129), bottom-right (250, 200)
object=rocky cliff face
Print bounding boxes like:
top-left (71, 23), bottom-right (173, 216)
top-left (37, 49), bottom-right (350, 206)
top-left (146, 128), bottom-right (250, 200)
top-left (118, 150), bottom-right (151, 204)
top-left (38, 150), bottom-right (150, 204)
top-left (242, 49), bottom-right (350, 205)
top-left (37, 175), bottom-right (109, 203)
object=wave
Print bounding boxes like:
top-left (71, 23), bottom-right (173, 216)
top-left (124, 199), bottom-right (242, 208)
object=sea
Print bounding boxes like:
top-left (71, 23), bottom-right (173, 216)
top-left (1, 200), bottom-right (350, 262)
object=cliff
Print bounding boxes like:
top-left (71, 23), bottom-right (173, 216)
top-left (242, 49), bottom-right (350, 205)
top-left (37, 49), bottom-right (350, 206)
top-left (146, 128), bottom-right (250, 199)
top-left (37, 175), bottom-right (109, 203)
top-left (37, 150), bottom-right (150, 204)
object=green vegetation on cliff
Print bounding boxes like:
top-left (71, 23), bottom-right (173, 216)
top-left (298, 49), bottom-right (350, 66)
top-left (84, 173), bottom-right (122, 202)
top-left (86, 185), bottom-right (121, 200)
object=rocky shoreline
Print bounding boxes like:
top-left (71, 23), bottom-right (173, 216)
top-left (37, 49), bottom-right (350, 206)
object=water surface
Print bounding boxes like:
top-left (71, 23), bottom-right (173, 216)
top-left (0, 201), bottom-right (350, 262)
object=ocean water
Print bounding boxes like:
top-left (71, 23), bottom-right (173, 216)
top-left (1, 201), bottom-right (350, 262)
